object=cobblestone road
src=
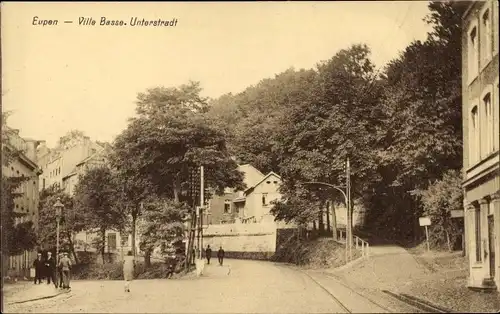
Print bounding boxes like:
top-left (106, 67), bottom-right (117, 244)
top-left (4, 259), bottom-right (387, 313)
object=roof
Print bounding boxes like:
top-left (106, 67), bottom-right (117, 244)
top-left (238, 164), bottom-right (265, 188)
top-left (244, 171), bottom-right (282, 195)
top-left (76, 145), bottom-right (111, 166)
top-left (62, 171), bottom-right (78, 180)
top-left (3, 141), bottom-right (40, 172)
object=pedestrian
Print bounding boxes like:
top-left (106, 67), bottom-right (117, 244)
top-left (57, 253), bottom-right (64, 289)
top-left (217, 246), bottom-right (225, 266)
top-left (191, 247), bottom-right (196, 265)
top-left (58, 252), bottom-right (72, 289)
top-left (205, 245), bottom-right (212, 264)
top-left (45, 251), bottom-right (57, 287)
top-left (32, 253), bottom-right (44, 284)
top-left (123, 251), bottom-right (135, 292)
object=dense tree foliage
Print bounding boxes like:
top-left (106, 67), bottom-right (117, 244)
top-left (111, 81), bottom-right (245, 264)
top-left (138, 198), bottom-right (189, 267)
top-left (419, 170), bottom-right (463, 250)
top-left (73, 166), bottom-right (126, 263)
top-left (37, 186), bottom-right (85, 262)
top-left (207, 1), bottom-right (467, 246)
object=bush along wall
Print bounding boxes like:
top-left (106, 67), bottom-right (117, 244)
top-left (205, 251), bottom-right (274, 260)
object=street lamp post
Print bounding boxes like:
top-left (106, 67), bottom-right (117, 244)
top-left (53, 197), bottom-right (65, 274)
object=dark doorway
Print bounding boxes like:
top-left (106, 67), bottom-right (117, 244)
top-left (488, 215), bottom-right (495, 278)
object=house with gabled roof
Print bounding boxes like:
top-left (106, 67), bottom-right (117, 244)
top-left (205, 164), bottom-right (283, 225)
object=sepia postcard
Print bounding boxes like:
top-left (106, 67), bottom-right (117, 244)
top-left (1, 1), bottom-right (499, 313)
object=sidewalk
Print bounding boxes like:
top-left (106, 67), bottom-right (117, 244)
top-left (320, 231), bottom-right (500, 313)
top-left (3, 281), bottom-right (67, 305)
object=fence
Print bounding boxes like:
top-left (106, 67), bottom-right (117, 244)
top-left (337, 229), bottom-right (370, 258)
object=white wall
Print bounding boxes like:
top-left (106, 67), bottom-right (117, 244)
top-left (202, 222), bottom-right (278, 253)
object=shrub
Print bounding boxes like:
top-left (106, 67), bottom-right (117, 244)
top-left (272, 237), bottom-right (361, 268)
top-left (72, 262), bottom-right (123, 280)
top-left (71, 258), bottom-right (187, 280)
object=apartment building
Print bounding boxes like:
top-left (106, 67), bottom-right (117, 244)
top-left (2, 127), bottom-right (43, 277)
top-left (460, 0), bottom-right (500, 291)
top-left (37, 136), bottom-right (102, 191)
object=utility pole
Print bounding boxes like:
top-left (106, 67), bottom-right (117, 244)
top-left (199, 165), bottom-right (204, 259)
top-left (346, 158), bottom-right (352, 261)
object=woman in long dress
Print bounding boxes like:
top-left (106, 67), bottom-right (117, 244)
top-left (123, 251), bottom-right (135, 292)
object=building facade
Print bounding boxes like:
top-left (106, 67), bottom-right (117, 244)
top-left (37, 136), bottom-right (102, 191)
top-left (205, 164), bottom-right (283, 225)
top-left (2, 127), bottom-right (43, 276)
top-left (461, 0), bottom-right (500, 290)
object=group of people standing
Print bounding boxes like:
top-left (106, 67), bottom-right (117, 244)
top-left (33, 251), bottom-right (72, 290)
top-left (204, 245), bottom-right (225, 266)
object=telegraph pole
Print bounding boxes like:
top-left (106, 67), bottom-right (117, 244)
top-left (346, 158), bottom-right (352, 261)
top-left (199, 165), bottom-right (204, 259)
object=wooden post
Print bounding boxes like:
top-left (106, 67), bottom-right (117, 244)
top-left (425, 225), bottom-right (430, 252)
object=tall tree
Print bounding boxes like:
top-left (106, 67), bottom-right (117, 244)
top-left (58, 130), bottom-right (87, 147)
top-left (272, 44), bottom-right (383, 227)
top-left (37, 186), bottom-right (85, 263)
top-left (138, 198), bottom-right (189, 267)
top-left (112, 81), bottom-right (244, 202)
top-left (365, 1), bottom-right (466, 242)
top-left (224, 68), bottom-right (318, 173)
top-left (112, 82), bottom-right (244, 263)
top-left (73, 166), bottom-right (126, 263)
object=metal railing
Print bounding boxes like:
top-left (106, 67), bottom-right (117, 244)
top-left (337, 229), bottom-right (370, 258)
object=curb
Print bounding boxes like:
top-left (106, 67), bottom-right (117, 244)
top-left (336, 255), bottom-right (367, 272)
top-left (6, 290), bottom-right (70, 305)
top-left (382, 290), bottom-right (453, 313)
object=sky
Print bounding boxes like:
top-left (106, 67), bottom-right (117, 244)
top-left (2, 1), bottom-right (432, 148)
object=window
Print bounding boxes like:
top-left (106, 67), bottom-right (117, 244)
top-left (481, 8), bottom-right (492, 66)
top-left (224, 200), bottom-right (231, 213)
top-left (42, 178), bottom-right (46, 190)
top-left (483, 93), bottom-right (494, 154)
top-left (475, 207), bottom-right (482, 262)
top-left (470, 105), bottom-right (480, 163)
top-left (494, 1), bottom-right (499, 54)
top-left (107, 233), bottom-right (117, 252)
top-left (262, 193), bottom-right (268, 206)
top-left (468, 23), bottom-right (479, 82)
top-left (495, 78), bottom-right (499, 151)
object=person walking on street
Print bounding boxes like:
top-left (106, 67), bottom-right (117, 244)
top-left (45, 252), bottom-right (57, 287)
top-left (33, 253), bottom-right (44, 284)
top-left (58, 252), bottom-right (72, 289)
top-left (123, 251), bottom-right (135, 292)
top-left (217, 246), bottom-right (225, 266)
top-left (205, 245), bottom-right (212, 264)
top-left (191, 247), bottom-right (196, 265)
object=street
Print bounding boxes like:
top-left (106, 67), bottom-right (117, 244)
top-left (4, 259), bottom-right (389, 313)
